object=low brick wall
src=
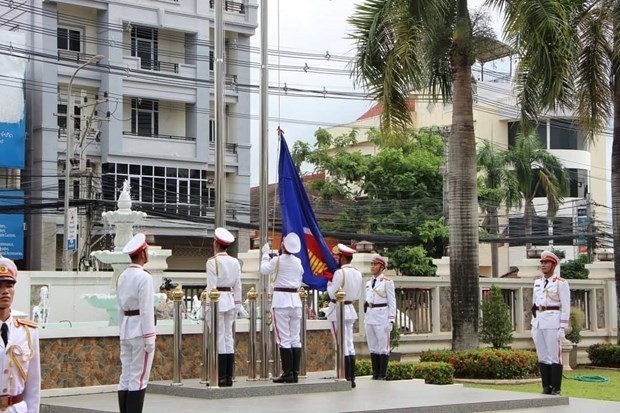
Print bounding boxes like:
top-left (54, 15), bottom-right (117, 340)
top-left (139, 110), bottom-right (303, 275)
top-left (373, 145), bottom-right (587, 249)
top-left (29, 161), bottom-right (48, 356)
top-left (40, 330), bottom-right (334, 389)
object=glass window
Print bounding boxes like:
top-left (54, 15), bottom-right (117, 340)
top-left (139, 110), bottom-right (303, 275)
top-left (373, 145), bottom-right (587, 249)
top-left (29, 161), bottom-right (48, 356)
top-left (567, 168), bottom-right (588, 198)
top-left (166, 167), bottom-right (177, 178)
top-left (117, 164), bottom-right (128, 174)
top-left (154, 166), bottom-right (165, 177)
top-left (131, 27), bottom-right (159, 71)
top-left (550, 119), bottom-right (583, 150)
top-left (131, 98), bottom-right (159, 137)
top-left (154, 178), bottom-right (165, 203)
top-left (130, 164), bottom-right (140, 175)
top-left (178, 168), bottom-right (189, 178)
top-left (166, 179), bottom-right (177, 205)
top-left (57, 28), bottom-right (81, 52)
top-left (142, 177), bottom-right (153, 203)
top-left (142, 165), bottom-right (153, 175)
top-left (507, 121), bottom-right (547, 148)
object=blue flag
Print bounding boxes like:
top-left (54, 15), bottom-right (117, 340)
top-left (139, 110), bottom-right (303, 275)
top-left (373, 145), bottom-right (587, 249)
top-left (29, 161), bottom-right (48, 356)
top-left (278, 132), bottom-right (337, 291)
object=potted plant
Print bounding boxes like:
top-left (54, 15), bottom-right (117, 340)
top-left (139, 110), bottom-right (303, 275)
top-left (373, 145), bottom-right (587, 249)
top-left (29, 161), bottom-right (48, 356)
top-left (389, 322), bottom-right (401, 361)
top-left (566, 307), bottom-right (585, 368)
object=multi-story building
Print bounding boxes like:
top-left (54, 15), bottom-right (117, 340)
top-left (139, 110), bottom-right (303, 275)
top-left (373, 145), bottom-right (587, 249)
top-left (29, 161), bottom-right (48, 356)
top-left (326, 70), bottom-right (610, 276)
top-left (0, 0), bottom-right (257, 270)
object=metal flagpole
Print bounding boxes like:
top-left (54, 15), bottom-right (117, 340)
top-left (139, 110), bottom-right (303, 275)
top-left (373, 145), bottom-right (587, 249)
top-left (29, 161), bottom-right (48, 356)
top-left (214, 0), bottom-right (226, 228)
top-left (258, 0), bottom-right (270, 380)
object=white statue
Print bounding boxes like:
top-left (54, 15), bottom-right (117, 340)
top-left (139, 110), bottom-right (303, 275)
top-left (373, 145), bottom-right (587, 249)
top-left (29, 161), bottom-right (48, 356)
top-left (32, 286), bottom-right (49, 324)
top-left (189, 295), bottom-right (203, 320)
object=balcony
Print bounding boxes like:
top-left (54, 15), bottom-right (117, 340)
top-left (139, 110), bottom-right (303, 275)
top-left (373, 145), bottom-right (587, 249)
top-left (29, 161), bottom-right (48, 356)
top-left (123, 56), bottom-right (196, 79)
top-left (209, 0), bottom-right (247, 14)
top-left (122, 131), bottom-right (197, 158)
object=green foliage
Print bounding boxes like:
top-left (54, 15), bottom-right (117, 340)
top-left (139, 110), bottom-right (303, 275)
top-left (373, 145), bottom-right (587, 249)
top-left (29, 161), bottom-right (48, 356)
top-left (587, 344), bottom-right (620, 367)
top-left (385, 362), bottom-right (415, 381)
top-left (412, 362), bottom-right (455, 385)
top-left (420, 349), bottom-right (538, 379)
top-left (561, 254), bottom-right (589, 279)
top-left (386, 246), bottom-right (437, 277)
top-left (479, 285), bottom-right (513, 348)
top-left (390, 322), bottom-right (401, 351)
top-left (566, 307), bottom-right (585, 344)
top-left (551, 249), bottom-right (566, 259)
top-left (354, 359), bottom-right (372, 377)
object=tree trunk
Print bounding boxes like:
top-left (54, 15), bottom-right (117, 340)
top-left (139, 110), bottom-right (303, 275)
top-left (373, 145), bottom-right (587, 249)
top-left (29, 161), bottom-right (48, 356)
top-left (488, 206), bottom-right (499, 278)
top-left (524, 200), bottom-right (534, 251)
top-left (449, 4), bottom-right (479, 351)
top-left (613, 61), bottom-right (620, 345)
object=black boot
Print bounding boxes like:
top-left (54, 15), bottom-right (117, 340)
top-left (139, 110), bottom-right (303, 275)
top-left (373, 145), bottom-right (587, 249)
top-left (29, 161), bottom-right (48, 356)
top-left (370, 353), bottom-right (379, 380)
top-left (551, 363), bottom-right (563, 395)
top-left (218, 354), bottom-right (227, 387)
top-left (539, 363), bottom-right (552, 394)
top-left (291, 348), bottom-right (301, 383)
top-left (126, 389), bottom-right (146, 413)
top-left (344, 356), bottom-right (351, 381)
top-left (273, 348), bottom-right (295, 383)
top-left (225, 353), bottom-right (235, 387)
top-left (349, 355), bottom-right (357, 388)
top-left (379, 354), bottom-right (389, 380)
top-left (117, 390), bottom-right (128, 413)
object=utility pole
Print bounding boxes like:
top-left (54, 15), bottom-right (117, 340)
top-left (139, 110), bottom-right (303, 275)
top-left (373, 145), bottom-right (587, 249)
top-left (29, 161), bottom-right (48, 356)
top-left (214, 0), bottom-right (226, 228)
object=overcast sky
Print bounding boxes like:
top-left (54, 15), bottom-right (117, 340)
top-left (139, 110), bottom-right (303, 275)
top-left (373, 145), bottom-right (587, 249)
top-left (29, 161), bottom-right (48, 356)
top-left (248, 0), bottom-right (503, 186)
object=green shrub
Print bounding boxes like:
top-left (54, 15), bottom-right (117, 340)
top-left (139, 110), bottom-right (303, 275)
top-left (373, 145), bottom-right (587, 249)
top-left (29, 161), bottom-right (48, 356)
top-left (566, 307), bottom-right (585, 344)
top-left (479, 285), bottom-right (513, 349)
top-left (354, 358), bottom-right (372, 376)
top-left (412, 362), bottom-right (454, 385)
top-left (386, 361), bottom-right (415, 380)
top-left (419, 348), bottom-right (538, 379)
top-left (587, 344), bottom-right (620, 367)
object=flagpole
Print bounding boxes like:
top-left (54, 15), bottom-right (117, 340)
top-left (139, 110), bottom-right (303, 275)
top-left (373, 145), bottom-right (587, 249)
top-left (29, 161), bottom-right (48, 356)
top-left (258, 0), bottom-right (271, 380)
top-left (214, 0), bottom-right (226, 228)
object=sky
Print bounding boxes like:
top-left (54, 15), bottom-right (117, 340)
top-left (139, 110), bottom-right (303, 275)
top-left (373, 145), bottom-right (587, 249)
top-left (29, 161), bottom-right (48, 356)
top-left (248, 0), bottom-right (503, 186)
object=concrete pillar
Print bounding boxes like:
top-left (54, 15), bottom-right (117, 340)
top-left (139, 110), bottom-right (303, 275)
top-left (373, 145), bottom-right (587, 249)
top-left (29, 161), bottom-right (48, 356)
top-left (432, 286), bottom-right (441, 335)
top-left (515, 287), bottom-right (524, 333)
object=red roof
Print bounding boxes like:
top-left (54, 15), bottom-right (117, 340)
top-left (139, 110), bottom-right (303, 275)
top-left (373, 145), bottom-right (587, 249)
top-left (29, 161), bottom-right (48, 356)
top-left (356, 100), bottom-right (416, 121)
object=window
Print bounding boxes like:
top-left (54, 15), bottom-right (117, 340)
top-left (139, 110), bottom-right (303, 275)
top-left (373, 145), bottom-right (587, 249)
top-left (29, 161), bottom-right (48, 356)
top-left (131, 98), bottom-right (159, 137)
top-left (550, 119), bottom-right (585, 150)
top-left (507, 121), bottom-right (547, 149)
top-left (131, 27), bottom-right (158, 71)
top-left (567, 169), bottom-right (588, 198)
top-left (57, 27), bottom-right (81, 52)
top-left (209, 119), bottom-right (215, 142)
top-left (57, 104), bottom-right (81, 130)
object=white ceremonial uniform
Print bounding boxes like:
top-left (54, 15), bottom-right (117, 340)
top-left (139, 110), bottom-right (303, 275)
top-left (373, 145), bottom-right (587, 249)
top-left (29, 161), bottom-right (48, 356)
top-left (117, 264), bottom-right (156, 391)
top-left (0, 317), bottom-right (40, 413)
top-left (326, 264), bottom-right (363, 356)
top-left (531, 275), bottom-right (571, 364)
top-left (206, 252), bottom-right (242, 354)
top-left (260, 253), bottom-right (303, 348)
top-left (364, 273), bottom-right (396, 355)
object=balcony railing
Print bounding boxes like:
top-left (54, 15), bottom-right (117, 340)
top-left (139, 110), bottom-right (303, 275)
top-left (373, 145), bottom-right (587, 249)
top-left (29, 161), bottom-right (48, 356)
top-left (57, 50), bottom-right (97, 64)
top-left (138, 60), bottom-right (180, 74)
top-left (208, 142), bottom-right (238, 154)
top-left (122, 131), bottom-right (196, 142)
top-left (209, 0), bottom-right (246, 14)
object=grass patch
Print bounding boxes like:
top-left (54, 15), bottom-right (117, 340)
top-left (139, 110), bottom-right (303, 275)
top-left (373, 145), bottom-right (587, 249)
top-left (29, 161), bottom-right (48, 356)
top-left (463, 368), bottom-right (620, 402)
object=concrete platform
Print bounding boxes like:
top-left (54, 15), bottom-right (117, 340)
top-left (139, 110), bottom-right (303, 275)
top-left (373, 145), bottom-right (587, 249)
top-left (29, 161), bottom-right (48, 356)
top-left (40, 373), bottom-right (572, 413)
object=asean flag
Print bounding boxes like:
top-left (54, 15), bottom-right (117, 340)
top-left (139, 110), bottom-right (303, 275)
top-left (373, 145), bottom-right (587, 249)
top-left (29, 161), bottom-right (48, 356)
top-left (278, 131), bottom-right (337, 291)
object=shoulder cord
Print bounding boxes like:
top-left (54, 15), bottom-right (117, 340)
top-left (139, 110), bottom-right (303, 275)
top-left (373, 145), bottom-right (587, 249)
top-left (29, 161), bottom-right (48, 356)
top-left (270, 256), bottom-right (281, 284)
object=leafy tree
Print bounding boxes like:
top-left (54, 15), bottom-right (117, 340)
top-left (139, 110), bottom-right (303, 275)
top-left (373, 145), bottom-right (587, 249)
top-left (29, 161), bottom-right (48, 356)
top-left (386, 245), bottom-right (436, 277)
top-left (489, 0), bottom-right (620, 343)
top-left (561, 254), bottom-right (589, 280)
top-left (349, 0), bottom-right (500, 350)
top-left (480, 285), bottom-right (513, 349)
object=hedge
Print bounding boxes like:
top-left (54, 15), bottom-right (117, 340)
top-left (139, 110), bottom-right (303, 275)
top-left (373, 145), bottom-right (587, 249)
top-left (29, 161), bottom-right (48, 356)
top-left (354, 359), bottom-right (454, 384)
top-left (587, 343), bottom-right (620, 367)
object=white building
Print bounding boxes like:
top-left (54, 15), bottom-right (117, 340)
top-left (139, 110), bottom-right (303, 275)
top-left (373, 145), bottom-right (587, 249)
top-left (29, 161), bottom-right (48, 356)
top-left (0, 0), bottom-right (257, 270)
top-left (326, 69), bottom-right (610, 276)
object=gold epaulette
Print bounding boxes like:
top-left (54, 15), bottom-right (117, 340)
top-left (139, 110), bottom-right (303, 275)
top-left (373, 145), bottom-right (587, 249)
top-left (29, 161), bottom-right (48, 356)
top-left (15, 318), bottom-right (38, 328)
top-left (557, 277), bottom-right (566, 282)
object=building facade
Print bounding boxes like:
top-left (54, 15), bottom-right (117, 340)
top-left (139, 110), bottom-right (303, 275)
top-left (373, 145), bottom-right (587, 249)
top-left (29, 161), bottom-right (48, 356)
top-left (0, 0), bottom-right (257, 270)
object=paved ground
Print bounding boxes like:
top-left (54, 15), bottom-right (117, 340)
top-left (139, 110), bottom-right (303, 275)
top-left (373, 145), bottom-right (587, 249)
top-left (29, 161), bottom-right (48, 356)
top-left (37, 372), bottom-right (616, 413)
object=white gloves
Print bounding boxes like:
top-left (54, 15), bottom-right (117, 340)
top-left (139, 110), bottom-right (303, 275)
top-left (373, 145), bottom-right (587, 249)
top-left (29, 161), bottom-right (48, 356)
top-left (144, 335), bottom-right (156, 353)
top-left (261, 243), bottom-right (271, 255)
top-left (557, 328), bottom-right (565, 341)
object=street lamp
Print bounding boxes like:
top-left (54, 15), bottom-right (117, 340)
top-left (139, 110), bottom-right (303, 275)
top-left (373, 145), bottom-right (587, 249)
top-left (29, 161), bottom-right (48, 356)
top-left (62, 54), bottom-right (104, 271)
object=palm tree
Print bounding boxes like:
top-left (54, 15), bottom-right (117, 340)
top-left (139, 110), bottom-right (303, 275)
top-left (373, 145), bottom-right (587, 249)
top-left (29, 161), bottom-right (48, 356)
top-left (503, 134), bottom-right (569, 250)
top-left (349, 1), bottom-right (497, 350)
top-left (488, 0), bottom-right (620, 342)
top-left (477, 141), bottom-right (520, 277)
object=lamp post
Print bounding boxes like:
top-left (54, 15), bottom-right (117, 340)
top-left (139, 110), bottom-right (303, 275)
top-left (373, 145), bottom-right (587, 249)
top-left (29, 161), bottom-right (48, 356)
top-left (62, 54), bottom-right (104, 271)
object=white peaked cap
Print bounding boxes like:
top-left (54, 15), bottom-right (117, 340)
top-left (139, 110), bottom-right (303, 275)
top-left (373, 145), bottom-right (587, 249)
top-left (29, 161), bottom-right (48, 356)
top-left (122, 233), bottom-right (148, 256)
top-left (540, 250), bottom-right (560, 265)
top-left (282, 232), bottom-right (301, 254)
top-left (215, 227), bottom-right (235, 246)
top-left (337, 243), bottom-right (356, 257)
top-left (0, 257), bottom-right (18, 283)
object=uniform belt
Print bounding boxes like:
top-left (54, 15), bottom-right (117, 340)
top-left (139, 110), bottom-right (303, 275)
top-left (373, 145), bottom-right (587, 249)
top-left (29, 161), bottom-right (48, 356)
top-left (537, 306), bottom-right (560, 311)
top-left (367, 303), bottom-right (387, 308)
top-left (124, 310), bottom-right (140, 316)
top-left (0, 393), bottom-right (23, 409)
top-left (273, 287), bottom-right (299, 293)
top-left (217, 287), bottom-right (233, 292)
top-left (330, 299), bottom-right (353, 304)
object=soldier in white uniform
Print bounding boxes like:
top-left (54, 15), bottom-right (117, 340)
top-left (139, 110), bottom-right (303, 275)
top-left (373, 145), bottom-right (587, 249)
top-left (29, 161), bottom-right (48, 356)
top-left (0, 258), bottom-right (40, 413)
top-left (260, 233), bottom-right (304, 384)
top-left (117, 233), bottom-right (156, 413)
top-left (326, 244), bottom-right (362, 388)
top-left (206, 227), bottom-right (242, 387)
top-left (364, 255), bottom-right (396, 380)
top-left (531, 250), bottom-right (570, 395)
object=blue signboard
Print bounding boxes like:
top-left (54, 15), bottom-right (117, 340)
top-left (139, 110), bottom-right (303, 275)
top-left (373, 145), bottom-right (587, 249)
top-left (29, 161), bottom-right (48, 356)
top-left (0, 114), bottom-right (26, 169)
top-left (0, 190), bottom-right (24, 259)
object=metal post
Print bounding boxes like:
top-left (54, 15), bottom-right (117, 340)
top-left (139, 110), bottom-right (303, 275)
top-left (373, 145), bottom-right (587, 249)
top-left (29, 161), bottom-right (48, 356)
top-left (299, 288), bottom-right (308, 378)
top-left (172, 286), bottom-right (184, 386)
top-left (247, 287), bottom-right (258, 380)
top-left (208, 288), bottom-right (220, 388)
top-left (272, 324), bottom-right (280, 378)
top-left (258, 0), bottom-right (270, 379)
top-left (214, 0), bottom-right (226, 227)
top-left (335, 288), bottom-right (346, 381)
top-left (200, 290), bottom-right (209, 384)
top-left (62, 55), bottom-right (103, 271)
